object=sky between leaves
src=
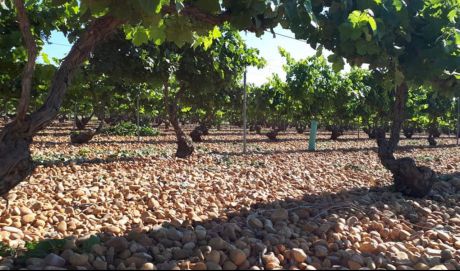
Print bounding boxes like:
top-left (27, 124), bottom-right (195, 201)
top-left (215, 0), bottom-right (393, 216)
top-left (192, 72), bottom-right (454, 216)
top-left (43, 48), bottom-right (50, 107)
top-left (41, 26), bottom-right (337, 86)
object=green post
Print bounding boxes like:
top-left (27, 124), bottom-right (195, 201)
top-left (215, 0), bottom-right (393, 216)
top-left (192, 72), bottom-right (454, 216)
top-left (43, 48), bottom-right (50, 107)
top-left (308, 120), bottom-right (318, 151)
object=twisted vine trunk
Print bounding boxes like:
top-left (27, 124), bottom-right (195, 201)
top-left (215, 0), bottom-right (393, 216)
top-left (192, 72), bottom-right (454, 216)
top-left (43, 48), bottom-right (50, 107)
top-left (330, 125), bottom-right (343, 140)
top-left (377, 82), bottom-right (435, 197)
top-left (75, 111), bottom-right (95, 130)
top-left (0, 16), bottom-right (122, 197)
top-left (70, 121), bottom-right (104, 144)
top-left (163, 83), bottom-right (194, 158)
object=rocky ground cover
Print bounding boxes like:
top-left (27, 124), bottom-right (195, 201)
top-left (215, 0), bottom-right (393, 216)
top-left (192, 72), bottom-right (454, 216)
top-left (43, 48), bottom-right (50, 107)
top-left (0, 123), bottom-right (458, 270)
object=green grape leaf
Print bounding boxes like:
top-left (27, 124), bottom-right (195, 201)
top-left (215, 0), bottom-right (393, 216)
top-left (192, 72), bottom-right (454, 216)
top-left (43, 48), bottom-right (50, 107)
top-left (149, 23), bottom-right (166, 45)
top-left (367, 16), bottom-right (377, 32)
top-left (195, 0), bottom-right (221, 14)
top-left (210, 26), bottom-right (221, 39)
top-left (328, 54), bottom-right (345, 72)
top-left (132, 28), bottom-right (149, 46)
top-left (316, 45), bottom-right (323, 57)
top-left (41, 52), bottom-right (51, 64)
top-left (448, 9), bottom-right (458, 23)
top-left (393, 0), bottom-right (405, 12)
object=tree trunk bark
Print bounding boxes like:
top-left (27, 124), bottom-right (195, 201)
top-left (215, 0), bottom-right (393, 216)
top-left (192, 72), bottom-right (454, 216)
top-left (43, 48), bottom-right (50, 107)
top-left (3, 99), bottom-right (9, 120)
top-left (190, 127), bottom-right (203, 142)
top-left (163, 83), bottom-right (194, 158)
top-left (266, 129), bottom-right (279, 141)
top-left (75, 111), bottom-right (95, 130)
top-left (403, 126), bottom-right (414, 139)
top-left (70, 121), bottom-right (103, 144)
top-left (14, 0), bottom-right (38, 122)
top-left (0, 16), bottom-right (122, 197)
top-left (330, 125), bottom-right (343, 140)
top-left (377, 82), bottom-right (435, 198)
top-left (255, 125), bottom-right (262, 135)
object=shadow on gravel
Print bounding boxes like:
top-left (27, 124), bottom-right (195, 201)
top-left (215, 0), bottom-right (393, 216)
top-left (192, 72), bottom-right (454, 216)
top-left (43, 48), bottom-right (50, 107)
top-left (215, 143), bottom-right (460, 157)
top-left (33, 139), bottom-right (178, 146)
top-left (202, 137), bottom-right (307, 144)
top-left (33, 156), bottom-right (154, 167)
top-left (35, 132), bottom-right (70, 137)
top-left (7, 178), bottom-right (460, 270)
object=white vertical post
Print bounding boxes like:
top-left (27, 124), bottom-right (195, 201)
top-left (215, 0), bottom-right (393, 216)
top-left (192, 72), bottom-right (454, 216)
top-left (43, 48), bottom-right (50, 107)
top-left (456, 97), bottom-right (459, 145)
top-left (243, 70), bottom-right (248, 154)
top-left (73, 102), bottom-right (77, 130)
top-left (357, 119), bottom-right (360, 140)
top-left (137, 91), bottom-right (140, 142)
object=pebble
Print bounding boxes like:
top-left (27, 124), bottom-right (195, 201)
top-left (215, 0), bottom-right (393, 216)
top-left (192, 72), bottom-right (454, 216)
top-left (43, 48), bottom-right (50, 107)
top-left (22, 214), bottom-right (36, 223)
top-left (229, 249), bottom-right (246, 266)
top-left (140, 262), bottom-right (156, 270)
top-left (92, 259), bottom-right (107, 270)
top-left (92, 244), bottom-right (106, 256)
top-left (105, 237), bottom-right (129, 253)
top-left (195, 226), bottom-right (207, 240)
top-left (262, 252), bottom-right (280, 266)
top-left (248, 217), bottom-right (264, 229)
top-left (451, 178), bottom-right (460, 189)
top-left (190, 262), bottom-right (207, 270)
top-left (437, 231), bottom-right (452, 243)
top-left (454, 241), bottom-right (460, 249)
top-left (68, 253), bottom-right (88, 267)
top-left (430, 264), bottom-right (448, 270)
top-left (205, 250), bottom-right (221, 264)
top-left (104, 225), bottom-right (121, 234)
top-left (291, 248), bottom-right (307, 263)
top-left (57, 221), bottom-right (67, 233)
top-left (207, 261), bottom-right (222, 270)
top-left (209, 237), bottom-right (227, 250)
top-left (271, 208), bottom-right (288, 221)
top-left (360, 242), bottom-right (378, 253)
top-left (44, 253), bottom-right (66, 267)
top-left (414, 263), bottom-right (429, 270)
top-left (348, 260), bottom-right (362, 270)
top-left (399, 230), bottom-right (411, 241)
top-left (167, 228), bottom-right (183, 241)
top-left (2, 227), bottom-right (22, 235)
top-left (440, 249), bottom-right (453, 261)
top-left (314, 245), bottom-right (328, 258)
top-left (222, 261), bottom-right (237, 270)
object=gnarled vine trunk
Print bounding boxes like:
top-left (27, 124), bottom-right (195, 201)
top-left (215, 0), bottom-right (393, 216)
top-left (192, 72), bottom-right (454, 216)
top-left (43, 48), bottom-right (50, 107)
top-left (330, 125), bottom-right (343, 140)
top-left (296, 125), bottom-right (306, 134)
top-left (70, 121), bottom-right (104, 144)
top-left (377, 82), bottom-right (435, 198)
top-left (163, 83), bottom-right (194, 158)
top-left (0, 15), bottom-right (122, 197)
top-left (190, 128), bottom-right (203, 142)
top-left (403, 126), bottom-right (414, 139)
top-left (266, 129), bottom-right (279, 141)
top-left (75, 112), bottom-right (95, 130)
top-left (427, 135), bottom-right (437, 146)
top-left (255, 125), bottom-right (262, 135)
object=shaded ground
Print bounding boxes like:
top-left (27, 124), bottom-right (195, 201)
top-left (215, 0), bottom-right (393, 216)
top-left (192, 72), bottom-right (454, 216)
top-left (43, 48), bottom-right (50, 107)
top-left (0, 122), bottom-right (458, 270)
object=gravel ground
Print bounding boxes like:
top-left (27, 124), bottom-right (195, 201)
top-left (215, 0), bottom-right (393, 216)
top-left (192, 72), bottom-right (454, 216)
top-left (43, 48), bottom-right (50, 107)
top-left (0, 123), bottom-right (458, 270)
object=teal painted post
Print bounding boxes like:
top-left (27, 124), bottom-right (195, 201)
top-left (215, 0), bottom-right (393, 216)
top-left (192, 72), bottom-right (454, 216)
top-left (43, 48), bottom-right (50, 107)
top-left (308, 120), bottom-right (318, 151)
